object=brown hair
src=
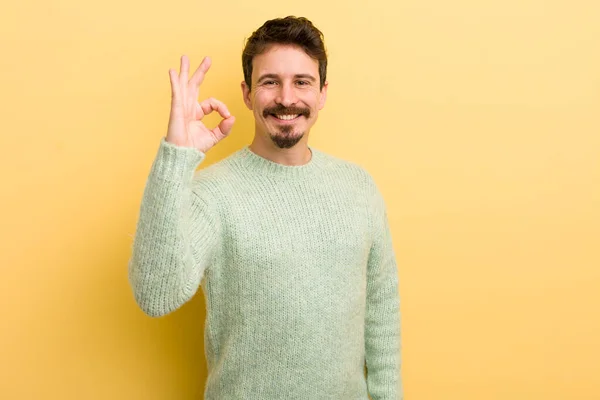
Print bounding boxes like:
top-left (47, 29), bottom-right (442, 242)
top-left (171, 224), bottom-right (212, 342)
top-left (242, 16), bottom-right (328, 91)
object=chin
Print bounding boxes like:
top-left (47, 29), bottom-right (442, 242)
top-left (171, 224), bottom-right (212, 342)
top-left (270, 131), bottom-right (305, 149)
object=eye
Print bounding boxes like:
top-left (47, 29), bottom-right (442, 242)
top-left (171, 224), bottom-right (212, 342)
top-left (263, 80), bottom-right (277, 86)
top-left (296, 80), bottom-right (310, 86)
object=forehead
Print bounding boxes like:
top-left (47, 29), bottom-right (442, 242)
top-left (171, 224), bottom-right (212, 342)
top-left (252, 44), bottom-right (319, 80)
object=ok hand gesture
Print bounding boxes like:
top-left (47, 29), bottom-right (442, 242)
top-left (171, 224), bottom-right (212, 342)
top-left (166, 55), bottom-right (235, 153)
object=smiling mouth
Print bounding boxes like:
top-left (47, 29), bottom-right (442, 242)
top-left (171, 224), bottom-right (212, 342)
top-left (270, 114), bottom-right (301, 121)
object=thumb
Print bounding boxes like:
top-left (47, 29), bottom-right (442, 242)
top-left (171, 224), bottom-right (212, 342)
top-left (213, 115), bottom-right (236, 138)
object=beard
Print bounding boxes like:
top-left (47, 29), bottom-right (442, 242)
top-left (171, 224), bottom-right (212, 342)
top-left (263, 105), bottom-right (310, 149)
top-left (270, 125), bottom-right (304, 149)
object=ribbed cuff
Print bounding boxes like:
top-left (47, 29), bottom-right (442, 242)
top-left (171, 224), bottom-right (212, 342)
top-left (150, 138), bottom-right (206, 182)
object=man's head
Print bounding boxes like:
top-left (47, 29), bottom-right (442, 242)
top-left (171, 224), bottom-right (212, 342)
top-left (241, 16), bottom-right (328, 149)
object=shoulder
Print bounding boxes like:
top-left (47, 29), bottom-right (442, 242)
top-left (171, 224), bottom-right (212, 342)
top-left (316, 148), bottom-right (389, 234)
top-left (314, 147), bottom-right (383, 197)
top-left (315, 149), bottom-right (390, 226)
top-left (188, 147), bottom-right (247, 202)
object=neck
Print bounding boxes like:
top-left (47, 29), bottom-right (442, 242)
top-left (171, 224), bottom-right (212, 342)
top-left (249, 134), bottom-right (312, 166)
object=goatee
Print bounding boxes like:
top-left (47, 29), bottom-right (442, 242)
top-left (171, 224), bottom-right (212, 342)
top-left (263, 105), bottom-right (310, 149)
top-left (270, 125), bottom-right (304, 149)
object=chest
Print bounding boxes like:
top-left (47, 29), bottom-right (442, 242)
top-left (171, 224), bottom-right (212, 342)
top-left (213, 180), bottom-right (373, 312)
top-left (221, 180), bottom-right (373, 265)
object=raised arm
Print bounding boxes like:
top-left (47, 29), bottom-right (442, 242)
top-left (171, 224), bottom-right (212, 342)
top-left (128, 55), bottom-right (235, 317)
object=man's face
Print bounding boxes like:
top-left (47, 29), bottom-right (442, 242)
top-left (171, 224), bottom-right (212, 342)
top-left (241, 44), bottom-right (328, 149)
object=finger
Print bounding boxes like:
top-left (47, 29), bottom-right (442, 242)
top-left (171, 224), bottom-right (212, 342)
top-left (179, 55), bottom-right (190, 86)
top-left (198, 97), bottom-right (231, 119)
top-left (195, 103), bottom-right (203, 119)
top-left (190, 56), bottom-right (211, 89)
top-left (169, 69), bottom-right (181, 103)
top-left (213, 115), bottom-right (236, 138)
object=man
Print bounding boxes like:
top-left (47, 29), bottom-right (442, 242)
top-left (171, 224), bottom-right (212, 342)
top-left (129, 16), bottom-right (402, 399)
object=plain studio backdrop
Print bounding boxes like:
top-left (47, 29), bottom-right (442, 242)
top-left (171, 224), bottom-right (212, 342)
top-left (1, 0), bottom-right (599, 399)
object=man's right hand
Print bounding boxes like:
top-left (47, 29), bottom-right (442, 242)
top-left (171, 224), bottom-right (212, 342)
top-left (166, 55), bottom-right (235, 153)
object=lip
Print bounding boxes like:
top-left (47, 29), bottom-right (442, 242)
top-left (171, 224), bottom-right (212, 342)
top-left (268, 114), bottom-right (303, 124)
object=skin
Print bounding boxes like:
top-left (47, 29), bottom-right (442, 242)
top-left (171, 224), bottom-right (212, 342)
top-left (165, 55), bottom-right (235, 153)
top-left (165, 45), bottom-right (327, 167)
top-left (241, 44), bottom-right (328, 166)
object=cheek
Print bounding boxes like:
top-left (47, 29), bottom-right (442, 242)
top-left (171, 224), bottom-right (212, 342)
top-left (303, 90), bottom-right (321, 108)
top-left (317, 97), bottom-right (325, 110)
top-left (252, 92), bottom-right (272, 113)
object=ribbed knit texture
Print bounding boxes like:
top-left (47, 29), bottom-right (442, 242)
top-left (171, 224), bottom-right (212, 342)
top-left (128, 138), bottom-right (402, 399)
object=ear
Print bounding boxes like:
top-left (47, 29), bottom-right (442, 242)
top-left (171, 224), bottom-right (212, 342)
top-left (241, 81), bottom-right (253, 110)
top-left (318, 81), bottom-right (328, 110)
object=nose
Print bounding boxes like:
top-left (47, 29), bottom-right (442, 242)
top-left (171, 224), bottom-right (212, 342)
top-left (275, 82), bottom-right (298, 107)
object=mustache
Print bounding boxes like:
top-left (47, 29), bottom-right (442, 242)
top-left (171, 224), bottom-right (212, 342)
top-left (263, 105), bottom-right (310, 118)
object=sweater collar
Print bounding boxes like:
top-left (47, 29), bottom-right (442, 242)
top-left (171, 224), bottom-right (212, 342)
top-left (237, 145), bottom-right (327, 178)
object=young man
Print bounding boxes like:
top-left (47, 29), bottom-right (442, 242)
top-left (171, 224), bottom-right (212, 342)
top-left (129, 16), bottom-right (402, 400)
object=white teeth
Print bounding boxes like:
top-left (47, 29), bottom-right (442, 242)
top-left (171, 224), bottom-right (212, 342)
top-left (274, 114), bottom-right (299, 120)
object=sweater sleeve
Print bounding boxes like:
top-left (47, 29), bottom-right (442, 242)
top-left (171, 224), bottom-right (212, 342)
top-left (128, 138), bottom-right (221, 317)
top-left (365, 191), bottom-right (403, 399)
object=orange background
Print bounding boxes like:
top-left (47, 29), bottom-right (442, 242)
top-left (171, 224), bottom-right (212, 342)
top-left (2, 0), bottom-right (599, 399)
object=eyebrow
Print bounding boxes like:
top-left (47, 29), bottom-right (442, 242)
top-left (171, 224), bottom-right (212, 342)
top-left (257, 73), bottom-right (317, 83)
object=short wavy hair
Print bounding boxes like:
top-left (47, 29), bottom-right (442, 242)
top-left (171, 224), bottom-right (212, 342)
top-left (242, 16), bottom-right (328, 91)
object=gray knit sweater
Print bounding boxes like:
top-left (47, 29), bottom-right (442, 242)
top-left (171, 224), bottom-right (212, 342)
top-left (128, 138), bottom-right (402, 399)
